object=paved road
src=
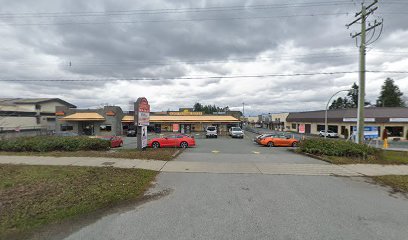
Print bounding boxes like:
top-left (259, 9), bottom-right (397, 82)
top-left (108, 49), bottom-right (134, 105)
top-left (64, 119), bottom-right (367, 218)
top-left (56, 132), bottom-right (408, 240)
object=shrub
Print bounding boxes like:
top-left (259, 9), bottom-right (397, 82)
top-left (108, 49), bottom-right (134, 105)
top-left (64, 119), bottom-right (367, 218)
top-left (0, 136), bottom-right (110, 152)
top-left (299, 138), bottom-right (378, 158)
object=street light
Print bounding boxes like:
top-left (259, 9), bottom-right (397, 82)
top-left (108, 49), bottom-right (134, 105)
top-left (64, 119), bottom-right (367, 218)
top-left (324, 89), bottom-right (356, 139)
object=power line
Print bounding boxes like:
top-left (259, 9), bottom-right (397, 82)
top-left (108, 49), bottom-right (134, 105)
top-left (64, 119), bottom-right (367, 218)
top-left (0, 70), bottom-right (406, 82)
top-left (0, 12), bottom-right (351, 26)
top-left (0, 1), bottom-right (355, 17)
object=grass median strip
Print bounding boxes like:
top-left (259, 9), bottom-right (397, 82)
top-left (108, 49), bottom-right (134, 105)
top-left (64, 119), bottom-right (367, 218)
top-left (372, 175), bottom-right (408, 194)
top-left (0, 148), bottom-right (178, 161)
top-left (0, 164), bottom-right (157, 239)
top-left (303, 150), bottom-right (408, 165)
top-left (296, 138), bottom-right (408, 165)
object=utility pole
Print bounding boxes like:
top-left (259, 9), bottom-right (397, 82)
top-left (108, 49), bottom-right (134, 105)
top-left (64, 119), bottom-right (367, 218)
top-left (346, 0), bottom-right (383, 144)
top-left (242, 102), bottom-right (245, 117)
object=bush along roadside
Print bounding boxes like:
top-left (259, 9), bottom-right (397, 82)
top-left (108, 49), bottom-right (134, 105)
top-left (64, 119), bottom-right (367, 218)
top-left (0, 136), bottom-right (110, 152)
top-left (298, 138), bottom-right (379, 158)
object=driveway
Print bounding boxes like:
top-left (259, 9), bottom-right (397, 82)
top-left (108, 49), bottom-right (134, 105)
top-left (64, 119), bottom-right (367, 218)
top-left (176, 133), bottom-right (325, 164)
top-left (59, 132), bottom-right (408, 240)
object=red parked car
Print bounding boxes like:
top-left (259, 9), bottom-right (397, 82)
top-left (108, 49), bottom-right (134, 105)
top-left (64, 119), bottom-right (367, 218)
top-left (148, 134), bottom-right (195, 148)
top-left (96, 136), bottom-right (124, 148)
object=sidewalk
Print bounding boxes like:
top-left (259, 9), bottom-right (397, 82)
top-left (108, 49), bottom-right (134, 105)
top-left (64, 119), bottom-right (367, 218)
top-left (1, 155), bottom-right (408, 177)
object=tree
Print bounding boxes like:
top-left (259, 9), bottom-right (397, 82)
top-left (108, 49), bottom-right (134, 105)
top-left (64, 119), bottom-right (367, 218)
top-left (329, 82), bottom-right (370, 109)
top-left (376, 78), bottom-right (405, 107)
top-left (193, 102), bottom-right (203, 112)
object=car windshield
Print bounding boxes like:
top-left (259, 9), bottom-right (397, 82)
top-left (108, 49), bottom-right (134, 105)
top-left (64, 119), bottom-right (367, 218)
top-left (207, 127), bottom-right (216, 131)
top-left (232, 127), bottom-right (241, 131)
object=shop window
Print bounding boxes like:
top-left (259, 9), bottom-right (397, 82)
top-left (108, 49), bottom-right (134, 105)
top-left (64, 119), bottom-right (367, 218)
top-left (385, 126), bottom-right (404, 137)
top-left (317, 125), bottom-right (325, 131)
top-left (35, 104), bottom-right (41, 110)
top-left (291, 123), bottom-right (296, 129)
top-left (61, 125), bottom-right (74, 131)
top-left (36, 116), bottom-right (41, 124)
top-left (100, 125), bottom-right (112, 132)
top-left (47, 118), bottom-right (56, 122)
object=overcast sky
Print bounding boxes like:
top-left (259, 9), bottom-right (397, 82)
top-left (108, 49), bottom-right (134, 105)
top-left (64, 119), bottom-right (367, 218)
top-left (1, 0), bottom-right (407, 116)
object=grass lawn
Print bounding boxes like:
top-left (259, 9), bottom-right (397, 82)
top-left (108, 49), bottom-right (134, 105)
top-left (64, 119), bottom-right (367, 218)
top-left (373, 175), bottom-right (408, 194)
top-left (0, 148), bottom-right (179, 161)
top-left (0, 164), bottom-right (157, 239)
top-left (300, 150), bottom-right (408, 165)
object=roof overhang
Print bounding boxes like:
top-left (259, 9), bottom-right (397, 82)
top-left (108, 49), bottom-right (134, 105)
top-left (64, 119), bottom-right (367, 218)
top-left (61, 113), bottom-right (105, 121)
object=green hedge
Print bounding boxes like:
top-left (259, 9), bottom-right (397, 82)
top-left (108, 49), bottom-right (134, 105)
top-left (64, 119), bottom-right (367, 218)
top-left (299, 138), bottom-right (378, 158)
top-left (0, 136), bottom-right (110, 152)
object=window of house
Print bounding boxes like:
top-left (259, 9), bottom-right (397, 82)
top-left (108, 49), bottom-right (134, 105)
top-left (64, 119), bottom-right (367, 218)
top-left (291, 123), bottom-right (296, 129)
top-left (35, 104), bottom-right (41, 110)
top-left (36, 116), bottom-right (41, 124)
top-left (61, 125), bottom-right (74, 131)
top-left (47, 118), bottom-right (56, 122)
top-left (100, 125), bottom-right (112, 132)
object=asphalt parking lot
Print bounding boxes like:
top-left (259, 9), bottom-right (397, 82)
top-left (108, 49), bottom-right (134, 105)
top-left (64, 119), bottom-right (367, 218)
top-left (175, 132), bottom-right (325, 164)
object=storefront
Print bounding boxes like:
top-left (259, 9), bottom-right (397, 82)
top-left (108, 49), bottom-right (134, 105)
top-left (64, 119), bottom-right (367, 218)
top-left (286, 107), bottom-right (408, 140)
top-left (56, 106), bottom-right (124, 136)
top-left (122, 111), bottom-right (241, 135)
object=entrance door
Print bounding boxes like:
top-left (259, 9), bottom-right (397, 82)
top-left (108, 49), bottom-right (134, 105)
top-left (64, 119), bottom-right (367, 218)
top-left (81, 122), bottom-right (94, 136)
top-left (180, 124), bottom-right (185, 134)
top-left (305, 124), bottom-right (311, 134)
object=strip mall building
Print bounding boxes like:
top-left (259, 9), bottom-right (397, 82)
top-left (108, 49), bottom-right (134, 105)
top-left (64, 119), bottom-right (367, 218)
top-left (286, 107), bottom-right (408, 140)
top-left (122, 109), bottom-right (241, 134)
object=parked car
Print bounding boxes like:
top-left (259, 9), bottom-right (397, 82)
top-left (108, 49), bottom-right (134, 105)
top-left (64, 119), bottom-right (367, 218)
top-left (259, 135), bottom-right (298, 147)
top-left (319, 130), bottom-right (339, 138)
top-left (127, 129), bottom-right (136, 137)
top-left (148, 134), bottom-right (196, 148)
top-left (254, 133), bottom-right (276, 144)
top-left (96, 136), bottom-right (124, 148)
top-left (229, 127), bottom-right (244, 138)
top-left (206, 126), bottom-right (217, 138)
top-left (55, 132), bottom-right (79, 137)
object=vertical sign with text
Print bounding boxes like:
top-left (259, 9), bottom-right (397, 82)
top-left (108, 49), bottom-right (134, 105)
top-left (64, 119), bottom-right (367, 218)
top-left (135, 97), bottom-right (150, 149)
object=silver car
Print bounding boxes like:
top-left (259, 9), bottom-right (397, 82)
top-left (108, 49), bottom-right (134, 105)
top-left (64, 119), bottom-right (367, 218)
top-left (229, 127), bottom-right (244, 138)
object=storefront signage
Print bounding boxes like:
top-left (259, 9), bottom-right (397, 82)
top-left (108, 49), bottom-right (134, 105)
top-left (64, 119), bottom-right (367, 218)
top-left (298, 124), bottom-right (305, 134)
top-left (169, 111), bottom-right (203, 116)
top-left (135, 97), bottom-right (150, 126)
top-left (343, 118), bottom-right (375, 122)
top-left (172, 124), bottom-right (179, 132)
top-left (352, 126), bottom-right (379, 139)
top-left (141, 126), bottom-right (147, 148)
top-left (390, 118), bottom-right (408, 122)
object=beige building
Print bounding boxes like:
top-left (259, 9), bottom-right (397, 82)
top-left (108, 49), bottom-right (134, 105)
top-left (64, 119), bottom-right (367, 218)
top-left (270, 112), bottom-right (289, 131)
top-left (122, 109), bottom-right (240, 135)
top-left (286, 107), bottom-right (408, 140)
top-left (0, 98), bottom-right (76, 132)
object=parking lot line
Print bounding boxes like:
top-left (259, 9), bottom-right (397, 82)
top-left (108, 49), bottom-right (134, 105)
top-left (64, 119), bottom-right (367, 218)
top-left (252, 151), bottom-right (260, 154)
top-left (211, 150), bottom-right (220, 153)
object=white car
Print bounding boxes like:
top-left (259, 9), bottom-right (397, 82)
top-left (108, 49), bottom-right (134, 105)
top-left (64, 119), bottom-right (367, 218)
top-left (319, 130), bottom-right (339, 138)
top-left (229, 127), bottom-right (244, 138)
top-left (206, 126), bottom-right (217, 138)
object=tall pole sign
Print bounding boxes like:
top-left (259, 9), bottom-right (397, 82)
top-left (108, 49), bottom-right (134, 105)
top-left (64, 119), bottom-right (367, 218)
top-left (134, 97), bottom-right (150, 150)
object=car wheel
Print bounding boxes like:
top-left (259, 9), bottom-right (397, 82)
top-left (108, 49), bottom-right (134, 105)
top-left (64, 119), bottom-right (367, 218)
top-left (215, 136), bottom-right (218, 138)
top-left (180, 142), bottom-right (188, 148)
top-left (292, 142), bottom-right (298, 147)
top-left (119, 142), bottom-right (123, 147)
top-left (206, 136), bottom-right (208, 138)
top-left (267, 142), bottom-right (274, 147)
top-left (152, 142), bottom-right (160, 148)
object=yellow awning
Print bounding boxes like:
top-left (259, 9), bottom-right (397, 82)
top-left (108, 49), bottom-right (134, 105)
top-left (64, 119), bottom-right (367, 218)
top-left (122, 115), bottom-right (240, 123)
top-left (61, 113), bottom-right (105, 121)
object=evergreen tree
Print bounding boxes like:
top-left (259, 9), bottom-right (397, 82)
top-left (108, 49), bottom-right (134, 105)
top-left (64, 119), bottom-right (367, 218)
top-left (376, 78), bottom-right (405, 107)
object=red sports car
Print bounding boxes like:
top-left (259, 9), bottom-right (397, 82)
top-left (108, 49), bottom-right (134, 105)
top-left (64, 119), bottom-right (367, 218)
top-left (96, 136), bottom-right (124, 148)
top-left (148, 134), bottom-right (195, 148)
